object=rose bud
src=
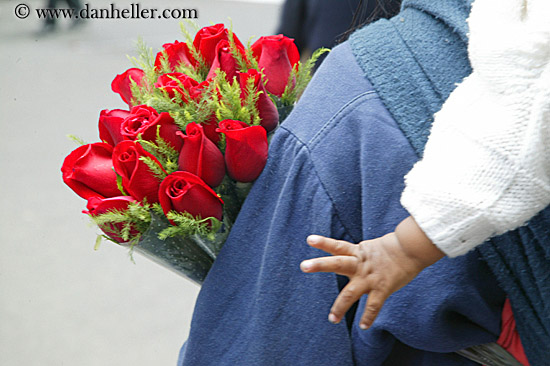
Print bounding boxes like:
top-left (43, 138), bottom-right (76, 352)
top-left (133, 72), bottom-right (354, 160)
top-left (193, 23), bottom-right (244, 67)
top-left (206, 40), bottom-right (245, 83)
top-left (187, 79), bottom-right (211, 101)
top-left (111, 68), bottom-right (145, 107)
top-left (112, 140), bottom-right (167, 204)
top-left (251, 35), bottom-right (300, 97)
top-left (201, 115), bottom-right (222, 145)
top-left (154, 72), bottom-right (200, 102)
top-left (159, 171), bottom-right (224, 224)
top-left (178, 123), bottom-right (225, 188)
top-left (238, 69), bottom-right (279, 132)
top-left (99, 109), bottom-right (130, 146)
top-left (154, 40), bottom-right (195, 71)
top-left (121, 105), bottom-right (183, 151)
top-left (84, 196), bottom-right (140, 243)
top-left (61, 142), bottom-right (121, 200)
top-left (216, 119), bottom-right (268, 183)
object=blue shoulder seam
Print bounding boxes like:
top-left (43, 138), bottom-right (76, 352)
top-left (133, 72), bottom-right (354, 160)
top-left (279, 125), bottom-right (361, 243)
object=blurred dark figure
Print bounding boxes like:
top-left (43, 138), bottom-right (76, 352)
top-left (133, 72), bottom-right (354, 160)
top-left (43, 0), bottom-right (85, 32)
top-left (277, 0), bottom-right (401, 62)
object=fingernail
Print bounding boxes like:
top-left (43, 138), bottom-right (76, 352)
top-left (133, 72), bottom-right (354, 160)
top-left (307, 235), bottom-right (321, 245)
top-left (300, 261), bottom-right (312, 271)
top-left (359, 323), bottom-right (369, 330)
top-left (328, 313), bottom-right (339, 324)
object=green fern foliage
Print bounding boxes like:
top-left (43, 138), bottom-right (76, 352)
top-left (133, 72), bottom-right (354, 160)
top-left (90, 201), bottom-right (152, 243)
top-left (139, 156), bottom-right (167, 181)
top-left (280, 47), bottom-right (330, 105)
top-left (158, 211), bottom-right (222, 241)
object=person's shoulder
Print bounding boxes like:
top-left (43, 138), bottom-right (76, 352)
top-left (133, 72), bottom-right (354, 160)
top-left (280, 42), bottom-right (380, 142)
top-left (302, 41), bottom-right (374, 106)
top-left (280, 41), bottom-right (400, 148)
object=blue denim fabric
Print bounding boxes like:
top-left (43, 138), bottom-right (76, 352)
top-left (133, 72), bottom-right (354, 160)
top-left (178, 42), bottom-right (504, 366)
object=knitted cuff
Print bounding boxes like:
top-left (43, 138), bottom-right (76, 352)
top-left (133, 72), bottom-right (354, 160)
top-left (401, 184), bottom-right (495, 257)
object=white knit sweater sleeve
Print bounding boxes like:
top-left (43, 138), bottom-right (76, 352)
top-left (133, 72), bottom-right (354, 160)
top-left (400, 0), bottom-right (550, 257)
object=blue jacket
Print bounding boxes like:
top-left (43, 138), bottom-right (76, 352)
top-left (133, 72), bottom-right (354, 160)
top-left (178, 1), bottom-right (507, 362)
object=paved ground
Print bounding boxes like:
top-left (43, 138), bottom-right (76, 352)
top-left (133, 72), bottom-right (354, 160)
top-left (0, 0), bottom-right (281, 364)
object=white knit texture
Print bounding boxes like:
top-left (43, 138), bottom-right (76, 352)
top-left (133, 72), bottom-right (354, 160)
top-left (401, 0), bottom-right (550, 257)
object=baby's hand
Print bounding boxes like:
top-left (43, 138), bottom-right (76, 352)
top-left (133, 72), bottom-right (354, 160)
top-left (301, 217), bottom-right (444, 329)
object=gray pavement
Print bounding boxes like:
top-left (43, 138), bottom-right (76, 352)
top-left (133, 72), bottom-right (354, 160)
top-left (0, 0), bottom-right (281, 364)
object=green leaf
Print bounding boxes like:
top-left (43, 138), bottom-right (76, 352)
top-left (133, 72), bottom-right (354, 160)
top-left (151, 203), bottom-right (165, 217)
top-left (157, 49), bottom-right (172, 74)
top-left (244, 44), bottom-right (259, 70)
top-left (124, 37), bottom-right (160, 106)
top-left (179, 21), bottom-right (209, 81)
top-left (116, 174), bottom-right (128, 196)
top-left (89, 202), bottom-right (152, 244)
top-left (94, 235), bottom-right (102, 250)
top-left (158, 211), bottom-right (222, 240)
top-left (215, 70), bottom-right (254, 124)
top-left (227, 26), bottom-right (249, 72)
top-left (139, 156), bottom-right (167, 181)
top-left (281, 47), bottom-right (330, 105)
top-left (136, 129), bottom-right (180, 175)
top-left (242, 76), bottom-right (261, 126)
top-left (67, 134), bottom-right (87, 146)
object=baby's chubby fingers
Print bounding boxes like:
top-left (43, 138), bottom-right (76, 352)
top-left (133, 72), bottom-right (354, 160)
top-left (306, 235), bottom-right (357, 256)
top-left (328, 281), bottom-right (368, 324)
top-left (300, 255), bottom-right (358, 276)
top-left (358, 290), bottom-right (388, 330)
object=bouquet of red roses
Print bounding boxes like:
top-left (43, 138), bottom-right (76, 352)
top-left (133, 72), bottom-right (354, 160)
top-left (61, 23), bottom-right (327, 284)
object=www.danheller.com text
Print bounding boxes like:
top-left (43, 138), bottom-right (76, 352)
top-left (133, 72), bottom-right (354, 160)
top-left (35, 3), bottom-right (199, 20)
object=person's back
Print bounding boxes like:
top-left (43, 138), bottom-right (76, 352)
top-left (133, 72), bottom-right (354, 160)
top-left (178, 1), bottom-right (508, 365)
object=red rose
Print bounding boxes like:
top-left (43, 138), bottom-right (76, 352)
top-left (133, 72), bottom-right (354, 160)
top-left (201, 115), bottom-right (221, 145)
top-left (61, 143), bottom-right (121, 200)
top-left (159, 171), bottom-right (224, 223)
top-left (112, 140), bottom-right (166, 204)
top-left (187, 80), bottom-right (210, 102)
top-left (206, 40), bottom-right (245, 82)
top-left (154, 73), bottom-right (200, 102)
top-left (251, 35), bottom-right (300, 97)
top-left (177, 123), bottom-right (225, 188)
top-left (84, 196), bottom-right (139, 243)
top-left (111, 68), bottom-right (145, 107)
top-left (99, 109), bottom-right (130, 146)
top-left (121, 105), bottom-right (183, 151)
top-left (216, 119), bottom-right (268, 183)
top-left (154, 40), bottom-right (195, 71)
top-left (193, 24), bottom-right (244, 67)
top-left (238, 69), bottom-right (279, 132)
top-left (188, 80), bottom-right (211, 101)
